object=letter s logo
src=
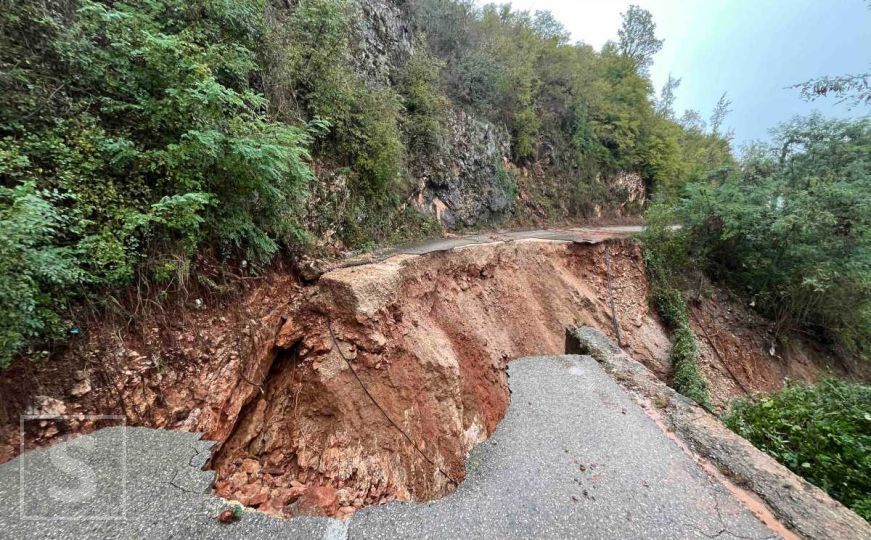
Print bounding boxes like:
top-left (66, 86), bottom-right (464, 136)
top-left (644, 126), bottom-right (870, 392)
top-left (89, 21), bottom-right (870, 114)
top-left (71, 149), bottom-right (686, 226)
top-left (48, 436), bottom-right (97, 503)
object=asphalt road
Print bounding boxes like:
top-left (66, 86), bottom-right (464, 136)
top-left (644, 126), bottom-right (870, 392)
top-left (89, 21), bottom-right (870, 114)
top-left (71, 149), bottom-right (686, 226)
top-left (0, 355), bottom-right (780, 539)
top-left (337, 225), bottom-right (644, 268)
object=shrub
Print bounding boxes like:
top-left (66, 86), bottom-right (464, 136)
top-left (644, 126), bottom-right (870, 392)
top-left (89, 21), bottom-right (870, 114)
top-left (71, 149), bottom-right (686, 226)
top-left (654, 115), bottom-right (870, 358)
top-left (669, 325), bottom-right (709, 407)
top-left (0, 183), bottom-right (85, 367)
top-left (644, 222), bottom-right (712, 409)
top-left (725, 380), bottom-right (871, 520)
top-left (400, 44), bottom-right (448, 157)
top-left (268, 0), bottom-right (409, 246)
top-left (0, 0), bottom-right (316, 360)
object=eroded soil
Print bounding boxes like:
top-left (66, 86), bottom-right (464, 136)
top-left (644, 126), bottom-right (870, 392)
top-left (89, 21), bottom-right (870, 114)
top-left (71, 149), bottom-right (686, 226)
top-left (208, 240), bottom-right (673, 517)
top-left (0, 236), bottom-right (852, 519)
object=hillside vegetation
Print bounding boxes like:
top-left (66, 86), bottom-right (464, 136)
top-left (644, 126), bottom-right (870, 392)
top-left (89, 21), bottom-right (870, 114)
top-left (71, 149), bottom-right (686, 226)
top-left (0, 0), bottom-right (733, 364)
top-left (641, 59), bottom-right (870, 518)
top-left (645, 115), bottom-right (870, 361)
top-left (725, 380), bottom-right (871, 520)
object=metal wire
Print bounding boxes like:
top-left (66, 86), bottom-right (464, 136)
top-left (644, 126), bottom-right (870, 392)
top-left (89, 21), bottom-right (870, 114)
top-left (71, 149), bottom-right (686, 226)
top-left (326, 316), bottom-right (459, 486)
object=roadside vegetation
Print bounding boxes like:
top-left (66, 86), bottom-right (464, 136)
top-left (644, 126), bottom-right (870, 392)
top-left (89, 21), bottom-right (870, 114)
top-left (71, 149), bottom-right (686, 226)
top-left (644, 115), bottom-right (869, 361)
top-left (0, 0), bottom-right (733, 365)
top-left (643, 85), bottom-right (869, 519)
top-left (642, 232), bottom-right (711, 409)
top-left (725, 380), bottom-right (871, 521)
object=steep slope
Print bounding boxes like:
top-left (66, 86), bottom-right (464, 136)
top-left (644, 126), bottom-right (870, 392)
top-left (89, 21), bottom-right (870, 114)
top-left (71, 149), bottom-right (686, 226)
top-left (0, 231), bottom-right (849, 520)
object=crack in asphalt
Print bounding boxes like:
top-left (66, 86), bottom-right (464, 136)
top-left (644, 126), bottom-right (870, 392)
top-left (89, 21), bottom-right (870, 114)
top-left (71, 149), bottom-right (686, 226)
top-left (704, 469), bottom-right (778, 540)
top-left (167, 441), bottom-right (212, 495)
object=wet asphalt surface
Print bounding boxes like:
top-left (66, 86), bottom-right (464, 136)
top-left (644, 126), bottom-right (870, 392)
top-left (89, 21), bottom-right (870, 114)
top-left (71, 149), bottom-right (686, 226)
top-left (0, 355), bottom-right (779, 539)
top-left (337, 226), bottom-right (644, 268)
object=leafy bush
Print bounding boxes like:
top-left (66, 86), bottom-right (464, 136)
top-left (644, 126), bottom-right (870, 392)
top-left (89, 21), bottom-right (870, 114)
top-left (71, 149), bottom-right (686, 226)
top-left (400, 44), bottom-right (448, 156)
top-left (269, 0), bottom-right (410, 243)
top-left (0, 183), bottom-right (85, 367)
top-left (651, 115), bottom-right (870, 358)
top-left (724, 380), bottom-right (871, 520)
top-left (669, 326), bottom-right (710, 407)
top-left (644, 242), bottom-right (712, 409)
top-left (0, 0), bottom-right (316, 360)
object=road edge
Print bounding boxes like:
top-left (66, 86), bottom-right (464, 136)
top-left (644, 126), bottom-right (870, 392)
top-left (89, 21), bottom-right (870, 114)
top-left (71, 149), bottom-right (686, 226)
top-left (566, 326), bottom-right (871, 540)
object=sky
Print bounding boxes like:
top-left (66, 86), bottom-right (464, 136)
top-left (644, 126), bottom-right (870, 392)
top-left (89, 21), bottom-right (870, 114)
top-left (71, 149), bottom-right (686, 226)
top-left (488, 0), bottom-right (871, 148)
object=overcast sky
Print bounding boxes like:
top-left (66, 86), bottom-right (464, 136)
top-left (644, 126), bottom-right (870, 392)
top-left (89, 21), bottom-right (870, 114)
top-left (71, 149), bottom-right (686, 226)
top-left (489, 0), bottom-right (871, 148)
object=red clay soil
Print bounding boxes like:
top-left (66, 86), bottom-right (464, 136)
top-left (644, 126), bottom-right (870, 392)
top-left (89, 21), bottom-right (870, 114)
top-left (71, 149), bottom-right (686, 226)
top-left (0, 238), bottom-right (851, 519)
top-left (211, 240), bottom-right (676, 517)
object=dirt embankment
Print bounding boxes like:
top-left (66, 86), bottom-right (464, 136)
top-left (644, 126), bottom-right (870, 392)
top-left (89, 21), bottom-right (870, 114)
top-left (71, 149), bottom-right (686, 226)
top-left (0, 237), bottom-right (848, 519)
top-left (210, 240), bottom-right (671, 517)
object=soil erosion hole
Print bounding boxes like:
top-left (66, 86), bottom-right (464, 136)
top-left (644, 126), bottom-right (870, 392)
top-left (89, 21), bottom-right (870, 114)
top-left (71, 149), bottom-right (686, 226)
top-left (210, 336), bottom-right (511, 519)
top-left (207, 240), bottom-right (654, 520)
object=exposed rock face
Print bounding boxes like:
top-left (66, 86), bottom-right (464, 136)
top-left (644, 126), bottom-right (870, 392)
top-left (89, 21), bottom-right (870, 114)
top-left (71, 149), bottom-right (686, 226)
top-left (351, 0), bottom-right (518, 230)
top-left (413, 109), bottom-right (513, 228)
top-left (601, 172), bottom-right (646, 217)
top-left (353, 0), bottom-right (414, 86)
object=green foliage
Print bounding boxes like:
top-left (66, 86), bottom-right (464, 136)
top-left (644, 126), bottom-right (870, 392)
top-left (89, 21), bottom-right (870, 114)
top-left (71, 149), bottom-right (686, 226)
top-left (617, 4), bottom-right (664, 75)
top-left (656, 74), bottom-right (681, 119)
top-left (344, 88), bottom-right (406, 198)
top-left (269, 0), bottom-right (410, 242)
top-left (794, 73), bottom-right (871, 107)
top-left (0, 183), bottom-right (85, 367)
top-left (724, 380), bottom-right (871, 520)
top-left (709, 93), bottom-right (732, 136)
top-left (0, 0), bottom-right (316, 360)
top-left (401, 44), bottom-right (449, 156)
top-left (409, 0), bottom-right (710, 200)
top-left (669, 326), bottom-right (710, 407)
top-left (496, 162), bottom-right (518, 200)
top-left (652, 115), bottom-right (870, 358)
top-left (644, 239), bottom-right (712, 409)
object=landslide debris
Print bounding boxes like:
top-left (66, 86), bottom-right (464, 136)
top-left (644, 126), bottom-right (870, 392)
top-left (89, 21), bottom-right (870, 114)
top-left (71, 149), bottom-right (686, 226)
top-left (210, 240), bottom-right (668, 517)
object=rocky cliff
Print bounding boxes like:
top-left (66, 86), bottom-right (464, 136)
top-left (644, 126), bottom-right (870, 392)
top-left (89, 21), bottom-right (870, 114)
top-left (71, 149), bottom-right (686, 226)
top-left (345, 0), bottom-right (632, 230)
top-left (411, 109), bottom-right (513, 228)
top-left (353, 0), bottom-right (414, 86)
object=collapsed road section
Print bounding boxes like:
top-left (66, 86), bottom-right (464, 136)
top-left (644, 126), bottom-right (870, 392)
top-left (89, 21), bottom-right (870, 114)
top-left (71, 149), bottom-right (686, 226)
top-left (11, 335), bottom-right (863, 538)
top-left (209, 237), bottom-right (669, 517)
top-left (2, 228), bottom-right (858, 535)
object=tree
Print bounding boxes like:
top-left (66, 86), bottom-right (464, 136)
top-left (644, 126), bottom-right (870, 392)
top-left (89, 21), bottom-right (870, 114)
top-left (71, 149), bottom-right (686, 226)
top-left (656, 74), bottom-right (681, 119)
top-left (794, 72), bottom-right (871, 108)
top-left (655, 115), bottom-right (871, 357)
top-left (791, 0), bottom-right (869, 107)
top-left (709, 92), bottom-right (732, 135)
top-left (533, 10), bottom-right (570, 43)
top-left (679, 109), bottom-right (706, 133)
top-left (617, 5), bottom-right (663, 74)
